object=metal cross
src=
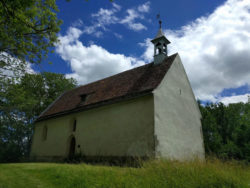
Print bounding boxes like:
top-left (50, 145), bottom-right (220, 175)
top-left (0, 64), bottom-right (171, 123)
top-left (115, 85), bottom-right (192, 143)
top-left (156, 14), bottom-right (162, 28)
top-left (159, 20), bottom-right (162, 28)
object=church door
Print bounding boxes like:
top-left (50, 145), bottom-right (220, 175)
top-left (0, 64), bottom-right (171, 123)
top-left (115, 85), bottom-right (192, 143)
top-left (69, 137), bottom-right (76, 158)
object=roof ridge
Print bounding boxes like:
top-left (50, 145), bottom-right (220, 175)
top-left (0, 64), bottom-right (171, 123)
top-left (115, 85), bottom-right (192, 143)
top-left (68, 63), bottom-right (153, 93)
top-left (68, 53), bottom-right (178, 93)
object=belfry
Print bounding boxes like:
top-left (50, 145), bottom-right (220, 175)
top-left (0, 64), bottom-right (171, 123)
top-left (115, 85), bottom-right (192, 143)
top-left (151, 20), bottom-right (171, 64)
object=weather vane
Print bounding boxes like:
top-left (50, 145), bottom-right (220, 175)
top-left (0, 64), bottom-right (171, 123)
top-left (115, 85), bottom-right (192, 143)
top-left (156, 14), bottom-right (162, 28)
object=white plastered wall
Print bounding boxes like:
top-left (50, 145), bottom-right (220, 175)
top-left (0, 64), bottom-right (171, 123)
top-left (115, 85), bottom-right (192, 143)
top-left (153, 54), bottom-right (205, 161)
top-left (30, 95), bottom-right (155, 160)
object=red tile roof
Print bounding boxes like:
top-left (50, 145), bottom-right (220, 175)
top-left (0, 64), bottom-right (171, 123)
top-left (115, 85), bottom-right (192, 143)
top-left (37, 54), bottom-right (177, 122)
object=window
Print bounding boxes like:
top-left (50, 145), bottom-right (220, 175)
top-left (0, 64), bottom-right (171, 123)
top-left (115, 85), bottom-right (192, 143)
top-left (42, 125), bottom-right (47, 141)
top-left (73, 119), bottom-right (77, 132)
top-left (70, 118), bottom-right (77, 132)
top-left (78, 92), bottom-right (94, 107)
top-left (78, 94), bottom-right (89, 106)
top-left (80, 94), bottom-right (87, 103)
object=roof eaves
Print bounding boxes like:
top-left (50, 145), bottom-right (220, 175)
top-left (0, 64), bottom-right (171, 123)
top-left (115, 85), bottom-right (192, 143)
top-left (35, 89), bottom-right (154, 122)
top-left (151, 36), bottom-right (170, 44)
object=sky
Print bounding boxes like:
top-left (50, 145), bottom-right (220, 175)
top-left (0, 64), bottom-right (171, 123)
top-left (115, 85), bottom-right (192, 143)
top-left (33, 0), bottom-right (250, 105)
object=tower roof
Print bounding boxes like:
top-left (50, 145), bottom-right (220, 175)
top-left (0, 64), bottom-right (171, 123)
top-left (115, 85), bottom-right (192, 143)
top-left (151, 27), bottom-right (170, 44)
top-left (155, 28), bottom-right (165, 38)
top-left (151, 20), bottom-right (170, 44)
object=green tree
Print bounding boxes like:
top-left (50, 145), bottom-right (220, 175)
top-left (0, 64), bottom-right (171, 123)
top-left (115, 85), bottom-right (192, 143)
top-left (199, 101), bottom-right (250, 162)
top-left (0, 72), bottom-right (77, 162)
top-left (0, 0), bottom-right (62, 81)
top-left (0, 0), bottom-right (61, 65)
top-left (199, 103), bottom-right (222, 155)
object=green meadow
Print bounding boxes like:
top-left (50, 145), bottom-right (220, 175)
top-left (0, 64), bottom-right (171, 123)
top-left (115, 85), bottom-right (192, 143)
top-left (0, 159), bottom-right (249, 188)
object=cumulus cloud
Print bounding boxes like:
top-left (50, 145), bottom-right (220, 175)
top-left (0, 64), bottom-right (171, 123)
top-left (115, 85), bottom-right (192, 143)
top-left (138, 1), bottom-right (150, 13)
top-left (91, 3), bottom-right (120, 26)
top-left (120, 1), bottom-right (150, 31)
top-left (120, 8), bottom-right (147, 31)
top-left (218, 94), bottom-right (250, 105)
top-left (82, 3), bottom-right (120, 37)
top-left (56, 27), bottom-right (144, 84)
top-left (83, 1), bottom-right (150, 36)
top-left (141, 0), bottom-right (250, 103)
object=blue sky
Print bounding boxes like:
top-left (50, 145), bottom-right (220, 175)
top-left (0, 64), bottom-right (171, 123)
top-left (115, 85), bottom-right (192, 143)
top-left (34, 0), bottom-right (250, 104)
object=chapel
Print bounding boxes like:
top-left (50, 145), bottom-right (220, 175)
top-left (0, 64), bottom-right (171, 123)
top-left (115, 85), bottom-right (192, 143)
top-left (30, 22), bottom-right (205, 161)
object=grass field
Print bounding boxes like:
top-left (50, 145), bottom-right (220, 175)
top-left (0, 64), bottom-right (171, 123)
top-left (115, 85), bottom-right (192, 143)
top-left (0, 159), bottom-right (249, 188)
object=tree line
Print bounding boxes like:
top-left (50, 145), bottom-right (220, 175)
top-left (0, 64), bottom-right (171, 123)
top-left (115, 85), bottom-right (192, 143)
top-left (199, 101), bottom-right (250, 162)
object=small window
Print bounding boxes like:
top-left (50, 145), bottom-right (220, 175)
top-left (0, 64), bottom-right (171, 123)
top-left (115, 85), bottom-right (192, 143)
top-left (80, 94), bottom-right (87, 103)
top-left (78, 92), bottom-right (94, 107)
top-left (73, 119), bottom-right (77, 132)
top-left (42, 125), bottom-right (48, 141)
top-left (78, 94), bottom-right (89, 106)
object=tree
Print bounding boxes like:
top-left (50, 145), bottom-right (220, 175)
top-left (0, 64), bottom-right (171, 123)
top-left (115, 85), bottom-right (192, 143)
top-left (0, 0), bottom-right (61, 66)
top-left (199, 101), bottom-right (250, 162)
top-left (199, 104), bottom-right (222, 155)
top-left (0, 72), bottom-right (77, 162)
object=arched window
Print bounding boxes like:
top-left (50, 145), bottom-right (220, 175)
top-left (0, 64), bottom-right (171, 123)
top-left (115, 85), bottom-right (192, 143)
top-left (68, 136), bottom-right (76, 158)
top-left (42, 125), bottom-right (47, 141)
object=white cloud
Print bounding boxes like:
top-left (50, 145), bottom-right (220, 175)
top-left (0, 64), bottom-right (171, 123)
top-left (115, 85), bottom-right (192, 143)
top-left (114, 33), bottom-right (123, 39)
top-left (120, 2), bottom-right (151, 31)
top-left (138, 1), bottom-right (150, 13)
top-left (83, 2), bottom-right (150, 36)
top-left (83, 3), bottom-right (120, 36)
top-left (72, 19), bottom-right (83, 27)
top-left (25, 63), bottom-right (35, 74)
top-left (112, 3), bottom-right (121, 11)
top-left (0, 53), bottom-right (35, 79)
top-left (59, 27), bottom-right (83, 44)
top-left (91, 5), bottom-right (120, 26)
top-left (141, 0), bottom-right (250, 102)
top-left (56, 27), bottom-right (144, 84)
top-left (120, 9), bottom-right (147, 31)
top-left (218, 93), bottom-right (250, 105)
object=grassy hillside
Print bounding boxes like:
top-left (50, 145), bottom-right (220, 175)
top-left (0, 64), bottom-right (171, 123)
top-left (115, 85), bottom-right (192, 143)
top-left (0, 159), bottom-right (249, 188)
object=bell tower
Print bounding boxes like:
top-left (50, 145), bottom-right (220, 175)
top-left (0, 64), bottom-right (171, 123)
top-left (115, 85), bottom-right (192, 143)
top-left (151, 20), bottom-right (170, 64)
